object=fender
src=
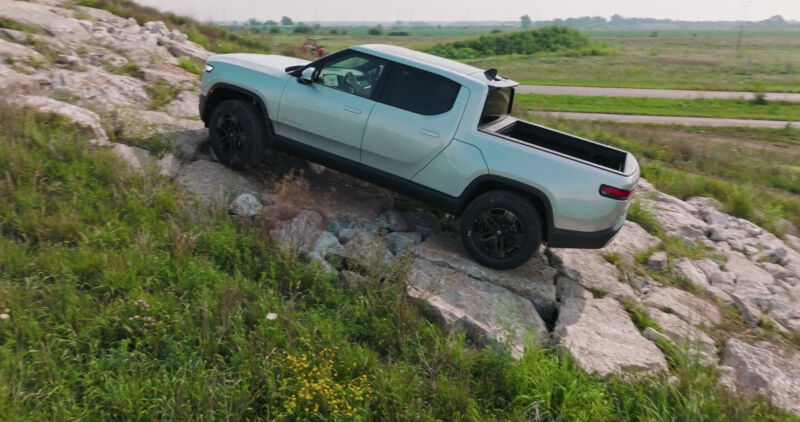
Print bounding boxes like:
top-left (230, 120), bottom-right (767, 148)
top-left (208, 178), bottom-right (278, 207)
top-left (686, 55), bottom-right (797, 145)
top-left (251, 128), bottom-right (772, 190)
top-left (201, 82), bottom-right (273, 133)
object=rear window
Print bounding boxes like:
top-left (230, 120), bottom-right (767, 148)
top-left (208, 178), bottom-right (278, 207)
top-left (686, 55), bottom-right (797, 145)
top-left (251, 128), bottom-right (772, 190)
top-left (480, 87), bottom-right (514, 125)
top-left (379, 64), bottom-right (460, 115)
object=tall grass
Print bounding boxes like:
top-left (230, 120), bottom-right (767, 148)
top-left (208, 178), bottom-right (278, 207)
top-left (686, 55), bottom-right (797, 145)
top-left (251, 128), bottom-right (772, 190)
top-left (0, 105), bottom-right (796, 420)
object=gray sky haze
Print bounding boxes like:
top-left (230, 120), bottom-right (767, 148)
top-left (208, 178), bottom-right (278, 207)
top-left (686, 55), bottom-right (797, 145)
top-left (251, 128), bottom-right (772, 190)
top-left (133, 0), bottom-right (800, 23)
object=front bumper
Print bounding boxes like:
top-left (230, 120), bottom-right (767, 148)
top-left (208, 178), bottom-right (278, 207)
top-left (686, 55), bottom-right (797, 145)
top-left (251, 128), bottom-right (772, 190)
top-left (199, 93), bottom-right (208, 126)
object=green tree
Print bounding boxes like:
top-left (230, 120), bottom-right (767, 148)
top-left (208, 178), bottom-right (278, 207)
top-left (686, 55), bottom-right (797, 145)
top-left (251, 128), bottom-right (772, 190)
top-left (247, 18), bottom-right (260, 26)
top-left (368, 25), bottom-right (383, 35)
top-left (521, 14), bottom-right (532, 29)
top-left (281, 16), bottom-right (293, 25)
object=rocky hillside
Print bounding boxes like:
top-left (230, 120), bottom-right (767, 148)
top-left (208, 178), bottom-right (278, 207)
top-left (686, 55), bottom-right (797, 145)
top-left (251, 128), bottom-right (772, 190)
top-left (2, 0), bottom-right (800, 416)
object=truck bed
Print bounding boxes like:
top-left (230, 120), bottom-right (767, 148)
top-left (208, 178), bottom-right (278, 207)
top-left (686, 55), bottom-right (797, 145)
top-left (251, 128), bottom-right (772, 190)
top-left (486, 118), bottom-right (629, 173)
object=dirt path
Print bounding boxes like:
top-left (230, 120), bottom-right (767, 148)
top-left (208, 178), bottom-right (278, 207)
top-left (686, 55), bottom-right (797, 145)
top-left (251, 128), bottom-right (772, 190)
top-left (516, 85), bottom-right (800, 102)
top-left (528, 111), bottom-right (795, 129)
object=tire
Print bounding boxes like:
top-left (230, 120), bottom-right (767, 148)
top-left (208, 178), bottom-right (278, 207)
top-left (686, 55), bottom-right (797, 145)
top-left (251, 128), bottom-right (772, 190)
top-left (460, 190), bottom-right (542, 270)
top-left (208, 99), bottom-right (267, 168)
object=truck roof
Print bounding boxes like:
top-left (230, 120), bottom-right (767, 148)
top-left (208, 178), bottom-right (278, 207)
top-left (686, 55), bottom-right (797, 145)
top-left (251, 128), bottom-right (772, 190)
top-left (353, 44), bottom-right (517, 89)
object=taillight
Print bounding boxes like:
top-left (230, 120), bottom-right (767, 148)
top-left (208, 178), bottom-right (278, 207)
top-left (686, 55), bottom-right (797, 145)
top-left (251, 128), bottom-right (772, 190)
top-left (599, 184), bottom-right (634, 200)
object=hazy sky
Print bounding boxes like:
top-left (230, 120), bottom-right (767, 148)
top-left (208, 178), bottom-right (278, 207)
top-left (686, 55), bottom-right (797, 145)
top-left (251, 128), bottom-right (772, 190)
top-left (134, 0), bottom-right (800, 23)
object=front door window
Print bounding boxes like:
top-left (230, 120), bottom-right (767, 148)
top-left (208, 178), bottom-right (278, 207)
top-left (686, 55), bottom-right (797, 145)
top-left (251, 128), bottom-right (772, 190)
top-left (314, 53), bottom-right (387, 99)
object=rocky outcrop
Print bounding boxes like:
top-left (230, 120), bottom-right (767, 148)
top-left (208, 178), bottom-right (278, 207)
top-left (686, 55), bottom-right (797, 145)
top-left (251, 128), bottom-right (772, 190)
top-left (553, 297), bottom-right (668, 375)
top-left (723, 339), bottom-right (800, 415)
top-left (406, 259), bottom-right (549, 359)
top-left (12, 95), bottom-right (108, 141)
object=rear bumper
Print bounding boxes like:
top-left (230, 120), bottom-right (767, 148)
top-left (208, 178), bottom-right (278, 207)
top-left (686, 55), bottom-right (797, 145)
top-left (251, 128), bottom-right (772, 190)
top-left (546, 223), bottom-right (622, 249)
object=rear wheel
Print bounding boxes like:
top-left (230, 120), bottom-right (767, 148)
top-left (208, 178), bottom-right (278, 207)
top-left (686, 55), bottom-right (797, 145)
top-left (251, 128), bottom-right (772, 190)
top-left (209, 99), bottom-right (266, 168)
top-left (460, 190), bottom-right (542, 270)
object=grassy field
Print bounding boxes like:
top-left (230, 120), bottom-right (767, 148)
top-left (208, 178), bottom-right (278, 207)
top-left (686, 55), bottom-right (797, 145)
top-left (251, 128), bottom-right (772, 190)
top-left (516, 94), bottom-right (800, 121)
top-left (3, 105), bottom-right (799, 420)
top-left (521, 115), bottom-right (800, 235)
top-left (468, 31), bottom-right (800, 92)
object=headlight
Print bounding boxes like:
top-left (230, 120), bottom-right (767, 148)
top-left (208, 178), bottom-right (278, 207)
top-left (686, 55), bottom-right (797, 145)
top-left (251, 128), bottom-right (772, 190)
top-left (204, 64), bottom-right (214, 73)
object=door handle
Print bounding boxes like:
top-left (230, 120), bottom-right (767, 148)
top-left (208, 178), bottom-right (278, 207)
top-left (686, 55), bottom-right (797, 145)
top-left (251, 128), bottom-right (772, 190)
top-left (420, 129), bottom-right (440, 138)
top-left (343, 105), bottom-right (361, 114)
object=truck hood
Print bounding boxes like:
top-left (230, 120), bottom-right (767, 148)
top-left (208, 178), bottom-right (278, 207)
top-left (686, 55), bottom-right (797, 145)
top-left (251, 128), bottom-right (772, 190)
top-left (207, 53), bottom-right (310, 78)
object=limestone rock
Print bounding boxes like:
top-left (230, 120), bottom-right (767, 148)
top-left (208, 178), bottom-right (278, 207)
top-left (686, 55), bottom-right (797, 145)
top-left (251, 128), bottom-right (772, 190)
top-left (50, 68), bottom-right (150, 112)
top-left (642, 286), bottom-right (722, 326)
top-left (12, 95), bottom-right (108, 141)
top-left (724, 253), bottom-right (775, 286)
top-left (553, 297), bottom-right (667, 375)
top-left (269, 209), bottom-right (325, 256)
top-left (176, 160), bottom-right (263, 206)
top-left (229, 193), bottom-right (262, 217)
top-left (421, 233), bottom-right (557, 317)
top-left (137, 64), bottom-right (198, 86)
top-left (116, 108), bottom-right (203, 139)
top-left (164, 90), bottom-right (200, 118)
top-left (0, 38), bottom-right (45, 63)
top-left (600, 220), bottom-right (661, 266)
top-left (406, 259), bottom-right (549, 359)
top-left (377, 210), bottom-right (408, 232)
top-left (548, 247), bottom-right (634, 301)
top-left (647, 307), bottom-right (717, 364)
top-left (671, 258), bottom-right (709, 288)
top-left (401, 210), bottom-right (441, 239)
top-left (156, 153), bottom-right (180, 178)
top-left (309, 231), bottom-right (346, 267)
top-left (0, 1), bottom-right (90, 41)
top-left (385, 232), bottom-right (421, 255)
top-left (647, 251), bottom-right (668, 271)
top-left (723, 339), bottom-right (800, 416)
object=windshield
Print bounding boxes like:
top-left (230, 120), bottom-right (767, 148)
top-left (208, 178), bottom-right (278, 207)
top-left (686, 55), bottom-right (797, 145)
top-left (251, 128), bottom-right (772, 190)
top-left (480, 87), bottom-right (514, 126)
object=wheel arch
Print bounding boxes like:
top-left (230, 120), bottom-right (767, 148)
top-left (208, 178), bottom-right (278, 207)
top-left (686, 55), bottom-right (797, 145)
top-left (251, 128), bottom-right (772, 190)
top-left (202, 83), bottom-right (271, 133)
top-left (456, 175), bottom-right (554, 242)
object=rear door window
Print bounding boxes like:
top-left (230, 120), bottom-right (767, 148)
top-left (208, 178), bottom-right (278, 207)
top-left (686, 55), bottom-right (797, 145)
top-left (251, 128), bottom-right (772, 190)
top-left (378, 64), bottom-right (461, 115)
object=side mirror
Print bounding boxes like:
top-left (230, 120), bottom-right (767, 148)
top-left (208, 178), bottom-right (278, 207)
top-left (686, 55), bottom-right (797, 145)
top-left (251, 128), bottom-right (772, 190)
top-left (298, 67), bottom-right (315, 84)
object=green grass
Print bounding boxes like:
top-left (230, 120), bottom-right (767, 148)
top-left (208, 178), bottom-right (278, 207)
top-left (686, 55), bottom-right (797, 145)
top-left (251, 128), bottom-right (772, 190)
top-left (2, 106), bottom-right (797, 420)
top-left (143, 80), bottom-right (182, 110)
top-left (0, 18), bottom-right (44, 34)
top-left (467, 31), bottom-right (800, 92)
top-left (178, 57), bottom-right (204, 76)
top-left (516, 94), bottom-right (800, 121)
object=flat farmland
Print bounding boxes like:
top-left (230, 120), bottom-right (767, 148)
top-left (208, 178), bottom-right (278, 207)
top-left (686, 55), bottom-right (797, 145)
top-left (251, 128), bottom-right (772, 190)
top-left (467, 30), bottom-right (800, 92)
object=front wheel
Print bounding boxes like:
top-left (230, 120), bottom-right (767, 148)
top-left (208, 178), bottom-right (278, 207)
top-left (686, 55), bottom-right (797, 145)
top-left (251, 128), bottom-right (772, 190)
top-left (208, 99), bottom-right (267, 168)
top-left (460, 190), bottom-right (542, 270)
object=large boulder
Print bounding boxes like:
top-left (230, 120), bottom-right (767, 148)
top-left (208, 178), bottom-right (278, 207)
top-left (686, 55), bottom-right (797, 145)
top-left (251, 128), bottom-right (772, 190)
top-left (176, 160), bottom-right (264, 206)
top-left (0, 38), bottom-right (45, 63)
top-left (50, 68), bottom-right (150, 112)
top-left (163, 90), bottom-right (200, 118)
top-left (12, 95), bottom-right (108, 141)
top-left (0, 1), bottom-right (90, 42)
top-left (723, 338), bottom-right (800, 416)
top-left (646, 307), bottom-right (717, 364)
top-left (548, 248), bottom-right (635, 301)
top-left (417, 233), bottom-right (557, 318)
top-left (600, 221), bottom-right (661, 266)
top-left (115, 108), bottom-right (204, 139)
top-left (269, 209), bottom-right (325, 256)
top-left (553, 297), bottom-right (667, 375)
top-left (642, 286), bottom-right (722, 327)
top-left (406, 259), bottom-right (549, 359)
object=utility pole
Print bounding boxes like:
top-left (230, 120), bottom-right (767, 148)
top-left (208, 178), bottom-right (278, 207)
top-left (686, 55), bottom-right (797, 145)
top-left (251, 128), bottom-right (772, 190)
top-left (736, 0), bottom-right (751, 51)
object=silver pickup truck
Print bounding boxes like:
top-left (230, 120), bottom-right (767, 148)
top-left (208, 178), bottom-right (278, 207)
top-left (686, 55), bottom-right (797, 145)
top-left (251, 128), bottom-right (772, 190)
top-left (199, 44), bottom-right (639, 269)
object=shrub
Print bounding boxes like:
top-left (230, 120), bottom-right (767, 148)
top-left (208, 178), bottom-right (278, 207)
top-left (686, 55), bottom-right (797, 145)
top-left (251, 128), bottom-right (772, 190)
top-left (269, 26), bottom-right (281, 34)
top-left (368, 25), bottom-right (383, 35)
top-left (293, 24), bottom-right (312, 34)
